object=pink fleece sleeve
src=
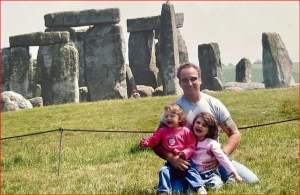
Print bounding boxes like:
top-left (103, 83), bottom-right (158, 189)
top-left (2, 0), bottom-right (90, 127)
top-left (181, 128), bottom-right (196, 159)
top-left (142, 128), bottom-right (163, 147)
top-left (210, 140), bottom-right (237, 174)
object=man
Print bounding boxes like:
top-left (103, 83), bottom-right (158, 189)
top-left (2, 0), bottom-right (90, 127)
top-left (152, 62), bottom-right (259, 192)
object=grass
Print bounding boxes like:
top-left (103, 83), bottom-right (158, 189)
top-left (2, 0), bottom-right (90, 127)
top-left (1, 87), bottom-right (299, 194)
top-left (222, 62), bottom-right (299, 83)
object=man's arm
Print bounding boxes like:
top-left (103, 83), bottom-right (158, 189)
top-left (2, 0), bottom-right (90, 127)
top-left (219, 116), bottom-right (241, 155)
top-left (151, 121), bottom-right (191, 171)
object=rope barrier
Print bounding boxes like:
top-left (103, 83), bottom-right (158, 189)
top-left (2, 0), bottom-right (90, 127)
top-left (0, 129), bottom-right (59, 140)
top-left (238, 118), bottom-right (299, 130)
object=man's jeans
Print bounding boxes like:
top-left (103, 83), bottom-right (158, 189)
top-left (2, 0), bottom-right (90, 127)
top-left (157, 161), bottom-right (204, 194)
top-left (170, 158), bottom-right (260, 194)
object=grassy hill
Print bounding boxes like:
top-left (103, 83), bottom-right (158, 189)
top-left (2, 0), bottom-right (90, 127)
top-left (1, 87), bottom-right (299, 194)
top-left (222, 62), bottom-right (299, 83)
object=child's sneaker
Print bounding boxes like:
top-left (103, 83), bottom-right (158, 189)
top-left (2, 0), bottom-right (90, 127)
top-left (226, 177), bottom-right (236, 185)
top-left (196, 186), bottom-right (207, 194)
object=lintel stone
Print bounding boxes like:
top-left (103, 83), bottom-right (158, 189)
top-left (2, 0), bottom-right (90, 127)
top-left (127, 13), bottom-right (184, 32)
top-left (44, 8), bottom-right (120, 28)
top-left (9, 31), bottom-right (70, 47)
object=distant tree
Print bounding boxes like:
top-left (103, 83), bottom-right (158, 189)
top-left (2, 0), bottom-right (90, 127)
top-left (254, 59), bottom-right (262, 64)
top-left (221, 63), bottom-right (226, 66)
top-left (227, 63), bottom-right (234, 66)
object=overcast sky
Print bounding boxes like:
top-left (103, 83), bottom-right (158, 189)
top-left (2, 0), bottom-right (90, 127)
top-left (1, 1), bottom-right (299, 65)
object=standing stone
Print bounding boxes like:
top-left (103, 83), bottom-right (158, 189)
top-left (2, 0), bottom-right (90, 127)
top-left (37, 43), bottom-right (79, 105)
top-left (177, 29), bottom-right (189, 64)
top-left (198, 43), bottom-right (225, 91)
top-left (75, 41), bottom-right (86, 87)
top-left (1, 48), bottom-right (11, 93)
top-left (37, 44), bottom-right (61, 105)
top-left (27, 59), bottom-right (37, 98)
top-left (75, 28), bottom-right (88, 87)
top-left (85, 24), bottom-right (127, 101)
top-left (262, 32), bottom-right (293, 88)
top-left (51, 43), bottom-right (79, 105)
top-left (159, 3), bottom-right (182, 95)
top-left (128, 31), bottom-right (157, 89)
top-left (236, 58), bottom-right (252, 83)
top-left (8, 47), bottom-right (31, 97)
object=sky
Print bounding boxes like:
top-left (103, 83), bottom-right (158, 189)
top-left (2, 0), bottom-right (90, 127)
top-left (1, 1), bottom-right (299, 65)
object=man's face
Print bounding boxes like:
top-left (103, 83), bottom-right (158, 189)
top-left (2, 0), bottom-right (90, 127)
top-left (179, 67), bottom-right (201, 94)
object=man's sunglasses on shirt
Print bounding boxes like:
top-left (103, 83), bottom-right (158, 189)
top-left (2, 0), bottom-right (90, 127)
top-left (180, 77), bottom-right (198, 83)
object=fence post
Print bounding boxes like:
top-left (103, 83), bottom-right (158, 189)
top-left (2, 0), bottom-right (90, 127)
top-left (58, 127), bottom-right (64, 176)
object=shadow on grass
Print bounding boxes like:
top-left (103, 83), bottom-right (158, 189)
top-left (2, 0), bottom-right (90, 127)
top-left (129, 144), bottom-right (152, 154)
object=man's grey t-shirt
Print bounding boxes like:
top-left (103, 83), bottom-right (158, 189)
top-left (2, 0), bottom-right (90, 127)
top-left (160, 92), bottom-right (230, 127)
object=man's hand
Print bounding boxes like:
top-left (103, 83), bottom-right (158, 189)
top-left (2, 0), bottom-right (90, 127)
top-left (202, 156), bottom-right (220, 171)
top-left (168, 154), bottom-right (190, 171)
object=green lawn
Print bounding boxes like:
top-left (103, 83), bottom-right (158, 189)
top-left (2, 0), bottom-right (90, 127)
top-left (1, 87), bottom-right (299, 194)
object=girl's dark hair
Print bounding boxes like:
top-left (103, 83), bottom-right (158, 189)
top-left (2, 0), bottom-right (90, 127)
top-left (192, 112), bottom-right (219, 139)
top-left (164, 103), bottom-right (186, 127)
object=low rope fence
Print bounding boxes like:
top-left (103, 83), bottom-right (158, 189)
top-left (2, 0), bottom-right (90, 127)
top-left (1, 117), bottom-right (299, 175)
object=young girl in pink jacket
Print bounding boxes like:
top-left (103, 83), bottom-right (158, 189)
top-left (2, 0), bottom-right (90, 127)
top-left (140, 103), bottom-right (207, 194)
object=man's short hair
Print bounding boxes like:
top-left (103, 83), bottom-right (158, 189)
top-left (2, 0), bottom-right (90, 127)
top-left (176, 62), bottom-right (201, 80)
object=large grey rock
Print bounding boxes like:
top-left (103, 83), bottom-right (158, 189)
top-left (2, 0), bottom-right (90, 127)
top-left (79, 87), bottom-right (88, 102)
top-left (9, 31), bottom-right (69, 47)
top-left (152, 85), bottom-right (164, 97)
top-left (85, 24), bottom-right (127, 101)
top-left (198, 43), bottom-right (225, 91)
top-left (128, 31), bottom-right (157, 89)
top-left (262, 32), bottom-right (293, 88)
top-left (136, 85), bottom-right (154, 97)
top-left (127, 13), bottom-right (184, 32)
top-left (44, 8), bottom-right (120, 28)
top-left (159, 3), bottom-right (182, 95)
top-left (28, 97), bottom-right (43, 107)
top-left (236, 58), bottom-right (252, 83)
top-left (1, 91), bottom-right (33, 112)
top-left (225, 82), bottom-right (265, 90)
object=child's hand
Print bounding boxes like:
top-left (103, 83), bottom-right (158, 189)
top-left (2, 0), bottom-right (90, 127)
top-left (235, 175), bottom-right (243, 183)
top-left (178, 152), bottom-right (186, 160)
top-left (140, 138), bottom-right (147, 147)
